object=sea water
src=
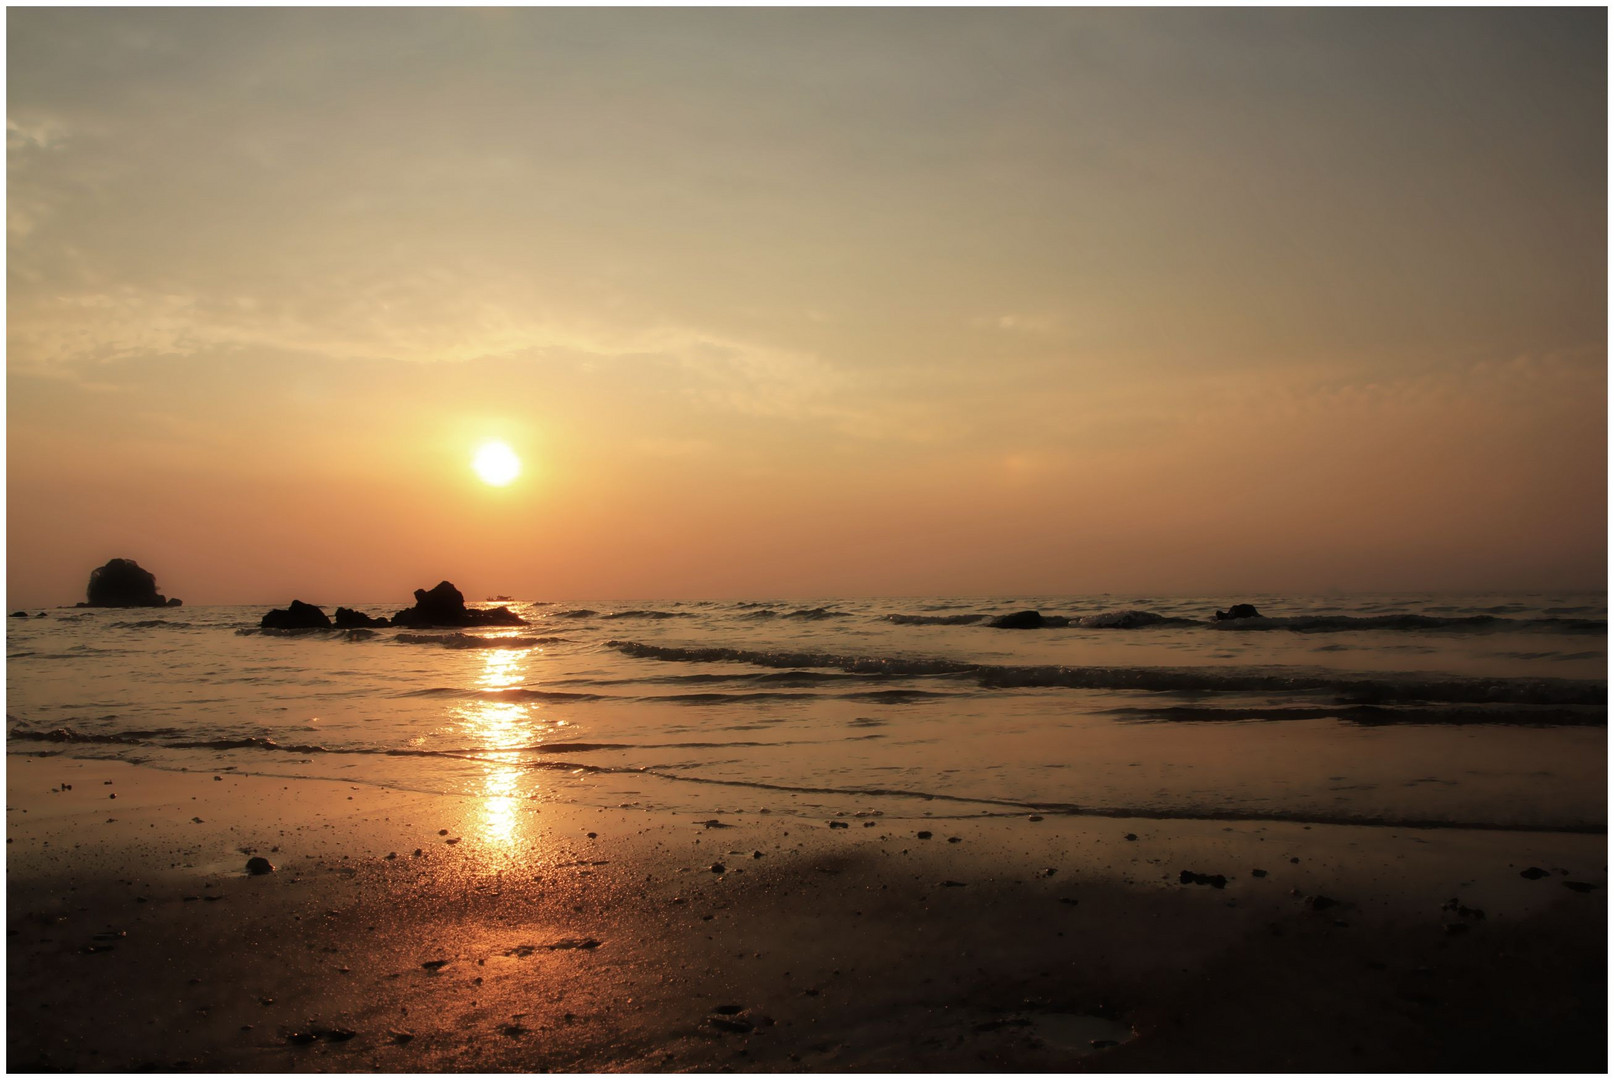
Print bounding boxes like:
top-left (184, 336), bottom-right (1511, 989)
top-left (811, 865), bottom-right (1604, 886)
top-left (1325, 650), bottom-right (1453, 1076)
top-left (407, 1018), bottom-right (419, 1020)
top-left (6, 595), bottom-right (1605, 833)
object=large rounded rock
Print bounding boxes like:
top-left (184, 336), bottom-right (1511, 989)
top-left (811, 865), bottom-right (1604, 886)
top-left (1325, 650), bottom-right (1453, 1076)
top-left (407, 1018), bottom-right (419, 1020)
top-left (81, 558), bottom-right (177, 608)
top-left (1214, 603), bottom-right (1263, 621)
top-left (260, 600), bottom-right (332, 630)
top-left (390, 581), bottom-right (525, 628)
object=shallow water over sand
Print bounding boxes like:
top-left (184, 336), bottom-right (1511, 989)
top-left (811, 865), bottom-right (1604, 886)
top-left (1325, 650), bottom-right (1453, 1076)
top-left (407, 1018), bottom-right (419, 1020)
top-left (7, 593), bottom-right (1605, 833)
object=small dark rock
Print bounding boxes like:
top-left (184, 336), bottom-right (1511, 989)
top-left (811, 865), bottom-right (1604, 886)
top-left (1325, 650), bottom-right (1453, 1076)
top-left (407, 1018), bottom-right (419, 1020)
top-left (421, 959), bottom-right (449, 971)
top-left (1214, 603), bottom-right (1262, 621)
top-left (1305, 895), bottom-right (1339, 911)
top-left (1124, 833), bottom-right (1138, 841)
top-left (707, 1017), bottom-right (754, 1034)
top-left (333, 607), bottom-right (389, 629)
top-left (916, 831), bottom-right (933, 839)
top-left (1520, 866), bottom-right (1550, 879)
top-left (710, 863), bottom-right (726, 873)
top-left (10, 611), bottom-right (26, 618)
top-left (827, 821), bottom-right (849, 829)
top-left (245, 857), bottom-right (275, 875)
top-left (1179, 870), bottom-right (1228, 889)
top-left (990, 610), bottom-right (1048, 629)
top-left (1250, 868), bottom-right (1268, 878)
top-left (1563, 881), bottom-right (1597, 893)
top-left (988, 610), bottom-right (1072, 629)
top-left (712, 1004), bottom-right (745, 1015)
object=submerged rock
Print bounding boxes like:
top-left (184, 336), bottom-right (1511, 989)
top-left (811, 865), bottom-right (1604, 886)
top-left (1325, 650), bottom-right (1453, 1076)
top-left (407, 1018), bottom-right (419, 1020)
top-left (333, 607), bottom-right (389, 629)
top-left (1214, 603), bottom-right (1263, 621)
top-left (80, 558), bottom-right (179, 608)
top-left (390, 581), bottom-right (524, 628)
top-left (260, 600), bottom-right (332, 630)
top-left (989, 610), bottom-right (1071, 629)
top-left (9, 611), bottom-right (26, 618)
top-left (1079, 610), bottom-right (1170, 629)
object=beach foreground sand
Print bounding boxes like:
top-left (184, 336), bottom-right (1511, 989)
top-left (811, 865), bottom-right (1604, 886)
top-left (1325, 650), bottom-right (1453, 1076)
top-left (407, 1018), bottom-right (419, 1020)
top-left (7, 756), bottom-right (1606, 1072)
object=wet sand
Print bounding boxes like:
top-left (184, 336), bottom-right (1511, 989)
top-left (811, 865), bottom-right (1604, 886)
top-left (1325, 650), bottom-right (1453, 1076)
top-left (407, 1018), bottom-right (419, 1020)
top-left (7, 755), bottom-right (1606, 1072)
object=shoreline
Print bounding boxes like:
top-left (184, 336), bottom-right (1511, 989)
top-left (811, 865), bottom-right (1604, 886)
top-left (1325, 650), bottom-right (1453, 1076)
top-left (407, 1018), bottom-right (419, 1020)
top-left (7, 756), bottom-right (1606, 1072)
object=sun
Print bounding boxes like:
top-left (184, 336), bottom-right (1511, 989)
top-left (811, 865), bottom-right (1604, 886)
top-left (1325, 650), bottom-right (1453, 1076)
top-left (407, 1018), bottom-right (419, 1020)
top-left (472, 441), bottom-right (522, 486)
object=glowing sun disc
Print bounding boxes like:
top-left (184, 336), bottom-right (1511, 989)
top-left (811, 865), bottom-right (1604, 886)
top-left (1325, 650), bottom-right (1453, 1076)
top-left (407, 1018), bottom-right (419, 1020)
top-left (472, 441), bottom-right (521, 486)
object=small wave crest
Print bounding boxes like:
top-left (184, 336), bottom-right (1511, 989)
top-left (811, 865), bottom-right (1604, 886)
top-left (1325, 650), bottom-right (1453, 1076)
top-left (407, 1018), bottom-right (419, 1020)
top-left (1214, 614), bottom-right (1607, 634)
top-left (884, 613), bottom-right (987, 626)
top-left (392, 633), bottom-right (565, 649)
top-left (400, 686), bottom-right (604, 702)
top-left (606, 640), bottom-right (979, 677)
top-left (605, 640), bottom-right (1604, 707)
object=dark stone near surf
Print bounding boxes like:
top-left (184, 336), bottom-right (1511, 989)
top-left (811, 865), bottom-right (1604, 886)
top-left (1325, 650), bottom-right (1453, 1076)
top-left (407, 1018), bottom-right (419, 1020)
top-left (260, 600), bottom-right (332, 630)
top-left (333, 607), bottom-right (389, 629)
top-left (1520, 866), bottom-right (1550, 879)
top-left (1251, 868), bottom-right (1268, 878)
top-left (245, 856), bottom-right (275, 875)
top-left (10, 611), bottom-right (25, 618)
top-left (989, 610), bottom-right (1068, 629)
top-left (35, 612), bottom-right (46, 617)
top-left (80, 558), bottom-right (177, 608)
top-left (1179, 870), bottom-right (1228, 888)
top-left (390, 580), bottom-right (525, 628)
top-left (1214, 603), bottom-right (1262, 621)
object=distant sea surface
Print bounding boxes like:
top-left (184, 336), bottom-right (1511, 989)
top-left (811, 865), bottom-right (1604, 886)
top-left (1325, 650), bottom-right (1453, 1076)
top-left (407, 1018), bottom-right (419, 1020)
top-left (7, 594), bottom-right (1607, 833)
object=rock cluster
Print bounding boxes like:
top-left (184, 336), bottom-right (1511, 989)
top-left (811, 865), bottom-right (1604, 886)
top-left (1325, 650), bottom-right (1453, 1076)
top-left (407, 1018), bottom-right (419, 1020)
top-left (257, 581), bottom-right (523, 631)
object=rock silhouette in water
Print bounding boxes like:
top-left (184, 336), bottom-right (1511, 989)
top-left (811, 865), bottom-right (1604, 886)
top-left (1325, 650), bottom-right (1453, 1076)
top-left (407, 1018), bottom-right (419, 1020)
top-left (1214, 603), bottom-right (1263, 621)
top-left (989, 610), bottom-right (1071, 629)
top-left (333, 607), bottom-right (390, 629)
top-left (390, 581), bottom-right (525, 628)
top-left (80, 558), bottom-right (179, 608)
top-left (260, 600), bottom-right (333, 630)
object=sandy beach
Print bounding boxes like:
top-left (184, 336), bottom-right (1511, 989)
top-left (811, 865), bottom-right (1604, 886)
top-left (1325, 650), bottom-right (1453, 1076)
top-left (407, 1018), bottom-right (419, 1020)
top-left (7, 755), bottom-right (1604, 1072)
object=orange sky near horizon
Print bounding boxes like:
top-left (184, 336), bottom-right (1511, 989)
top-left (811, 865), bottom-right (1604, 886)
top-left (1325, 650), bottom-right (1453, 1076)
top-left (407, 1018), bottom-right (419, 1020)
top-left (6, 8), bottom-right (1607, 608)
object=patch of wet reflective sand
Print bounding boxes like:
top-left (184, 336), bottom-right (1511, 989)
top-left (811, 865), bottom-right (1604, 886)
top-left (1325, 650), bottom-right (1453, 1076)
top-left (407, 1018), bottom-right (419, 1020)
top-left (6, 758), bottom-right (1604, 1072)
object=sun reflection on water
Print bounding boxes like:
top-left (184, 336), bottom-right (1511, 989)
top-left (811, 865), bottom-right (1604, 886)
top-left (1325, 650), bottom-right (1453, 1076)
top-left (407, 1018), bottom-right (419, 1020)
top-left (449, 646), bottom-right (550, 855)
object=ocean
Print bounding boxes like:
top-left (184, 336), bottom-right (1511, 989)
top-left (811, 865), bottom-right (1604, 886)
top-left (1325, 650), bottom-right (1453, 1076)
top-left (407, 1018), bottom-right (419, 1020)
top-left (7, 593), bottom-right (1606, 835)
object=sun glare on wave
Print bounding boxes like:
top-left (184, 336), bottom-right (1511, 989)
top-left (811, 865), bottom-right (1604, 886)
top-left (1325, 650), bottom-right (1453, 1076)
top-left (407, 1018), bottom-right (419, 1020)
top-left (472, 441), bottom-right (522, 486)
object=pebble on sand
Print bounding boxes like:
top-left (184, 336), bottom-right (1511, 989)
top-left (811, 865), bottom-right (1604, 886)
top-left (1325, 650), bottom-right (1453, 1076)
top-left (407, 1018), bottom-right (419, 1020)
top-left (245, 857), bottom-right (275, 875)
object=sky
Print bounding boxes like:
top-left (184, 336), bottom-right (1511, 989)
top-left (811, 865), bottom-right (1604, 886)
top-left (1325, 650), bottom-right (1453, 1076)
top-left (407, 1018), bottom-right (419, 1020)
top-left (6, 7), bottom-right (1606, 606)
